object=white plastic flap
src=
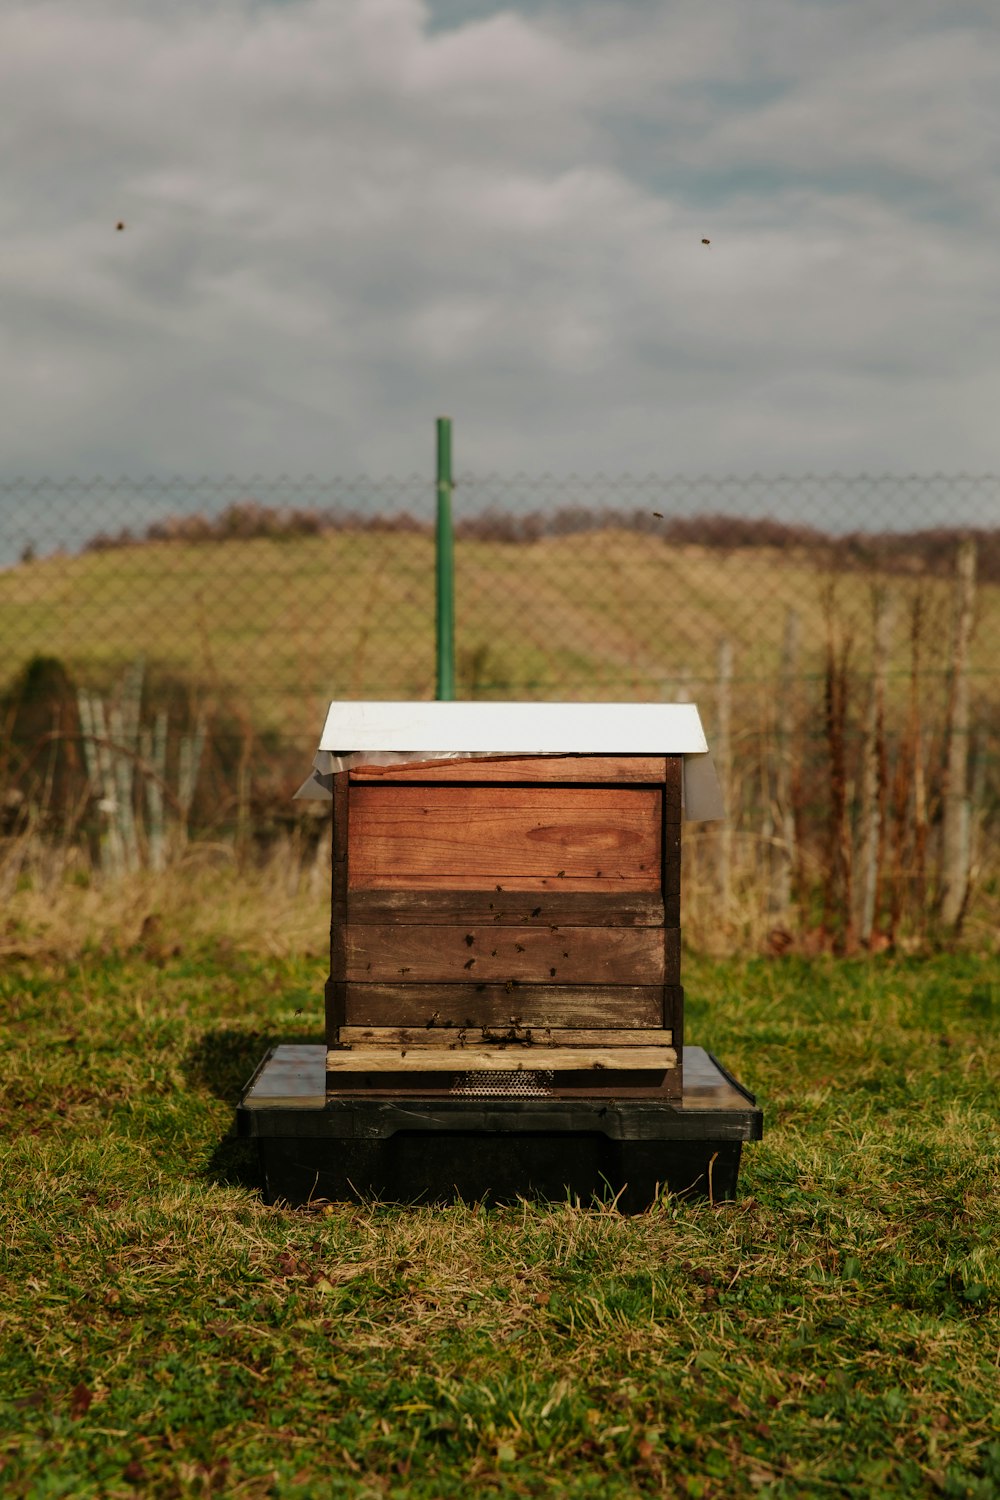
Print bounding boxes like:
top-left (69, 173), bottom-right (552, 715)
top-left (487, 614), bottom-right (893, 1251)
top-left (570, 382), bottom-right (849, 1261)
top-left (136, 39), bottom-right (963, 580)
top-left (318, 700), bottom-right (709, 755)
top-left (296, 701), bottom-right (724, 820)
top-left (682, 752), bottom-right (725, 822)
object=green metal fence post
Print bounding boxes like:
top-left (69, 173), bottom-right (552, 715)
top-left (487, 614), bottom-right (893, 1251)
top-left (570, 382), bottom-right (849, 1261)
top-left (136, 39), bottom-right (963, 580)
top-left (435, 416), bottom-right (456, 700)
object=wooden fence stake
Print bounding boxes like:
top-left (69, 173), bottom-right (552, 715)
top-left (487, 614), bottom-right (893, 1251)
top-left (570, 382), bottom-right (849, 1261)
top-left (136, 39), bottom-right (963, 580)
top-left (716, 638), bottom-right (733, 919)
top-left (856, 589), bottom-right (893, 945)
top-left (769, 607), bottom-right (800, 915)
top-left (940, 538), bottom-right (977, 929)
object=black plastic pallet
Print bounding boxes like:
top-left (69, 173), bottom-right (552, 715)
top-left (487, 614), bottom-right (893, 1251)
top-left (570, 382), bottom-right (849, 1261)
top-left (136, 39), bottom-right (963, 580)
top-left (237, 1045), bottom-right (762, 1210)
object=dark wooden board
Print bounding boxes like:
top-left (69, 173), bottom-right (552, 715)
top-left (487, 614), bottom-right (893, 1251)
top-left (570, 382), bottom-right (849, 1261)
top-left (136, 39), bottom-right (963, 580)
top-left (343, 923), bottom-right (664, 985)
top-left (662, 756), bottom-right (683, 822)
top-left (663, 927), bottom-right (681, 987)
top-left (340, 982), bottom-right (675, 1029)
top-left (350, 755), bottom-right (668, 784)
top-left (345, 888), bottom-right (664, 927)
top-left (348, 785), bottom-right (661, 890)
top-left (327, 774), bottom-right (350, 1038)
top-left (662, 759), bottom-right (682, 928)
top-left (664, 982), bottom-right (684, 1051)
top-left (325, 1070), bottom-right (679, 1097)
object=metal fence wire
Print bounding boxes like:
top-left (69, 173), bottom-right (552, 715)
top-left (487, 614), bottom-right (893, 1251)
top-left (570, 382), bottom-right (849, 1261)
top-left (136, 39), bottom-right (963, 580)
top-left (1, 473), bottom-right (997, 947)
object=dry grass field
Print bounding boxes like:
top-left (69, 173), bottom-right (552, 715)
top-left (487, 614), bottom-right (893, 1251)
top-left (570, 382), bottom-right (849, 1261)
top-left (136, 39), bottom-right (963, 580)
top-left (2, 526), bottom-right (998, 950)
top-left (3, 526), bottom-right (999, 720)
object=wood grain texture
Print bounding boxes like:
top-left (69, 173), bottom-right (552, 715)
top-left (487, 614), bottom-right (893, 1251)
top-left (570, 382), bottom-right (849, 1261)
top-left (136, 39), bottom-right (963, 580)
top-left (328, 755), bottom-right (687, 1060)
top-left (338, 1026), bottom-right (673, 1048)
top-left (662, 757), bottom-right (682, 930)
top-left (325, 979), bottom-right (348, 1049)
top-left (663, 927), bottom-right (681, 987)
top-left (663, 755), bottom-right (683, 822)
top-left (343, 923), bottom-right (664, 985)
top-left (326, 1045), bottom-right (677, 1072)
top-left (350, 755), bottom-right (668, 784)
top-left (327, 773), bottom-right (350, 1039)
top-left (345, 889), bottom-right (664, 927)
top-left (662, 820), bottom-right (681, 870)
top-left (341, 982), bottom-right (674, 1029)
top-left (664, 982), bottom-right (685, 1053)
top-left (346, 874), bottom-right (663, 892)
top-left (348, 785), bottom-right (661, 890)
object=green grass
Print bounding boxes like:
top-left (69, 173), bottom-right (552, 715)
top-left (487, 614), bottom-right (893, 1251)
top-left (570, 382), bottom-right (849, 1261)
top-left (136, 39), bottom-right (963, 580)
top-left (2, 926), bottom-right (997, 1497)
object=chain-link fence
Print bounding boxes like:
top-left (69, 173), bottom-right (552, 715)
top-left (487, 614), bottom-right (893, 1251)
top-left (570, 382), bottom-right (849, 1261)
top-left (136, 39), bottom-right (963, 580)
top-left (2, 474), bottom-right (997, 947)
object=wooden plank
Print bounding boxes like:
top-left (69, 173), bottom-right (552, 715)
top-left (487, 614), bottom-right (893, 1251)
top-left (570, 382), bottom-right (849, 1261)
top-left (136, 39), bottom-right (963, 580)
top-left (663, 755), bottom-right (682, 822)
top-left (347, 873), bottom-right (661, 893)
top-left (662, 820), bottom-right (681, 873)
top-left (342, 982), bottom-right (675, 1029)
top-left (664, 982), bottom-right (684, 1057)
top-left (350, 755), bottom-right (668, 784)
top-left (343, 923), bottom-right (664, 985)
top-left (664, 927), bottom-right (681, 987)
top-left (662, 816), bottom-right (681, 927)
top-left (348, 785), bottom-right (661, 890)
top-left (327, 772), bottom-right (350, 1044)
top-left (662, 760), bottom-right (682, 931)
top-left (339, 1026), bottom-right (673, 1048)
top-left (346, 888), bottom-right (665, 927)
top-left (326, 1073), bottom-right (680, 1098)
top-left (325, 978), bottom-right (348, 1048)
top-left (326, 1045), bottom-right (677, 1073)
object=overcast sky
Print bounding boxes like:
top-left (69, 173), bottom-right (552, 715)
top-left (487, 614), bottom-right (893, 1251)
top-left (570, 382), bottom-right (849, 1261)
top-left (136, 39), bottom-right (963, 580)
top-left (2, 0), bottom-right (999, 499)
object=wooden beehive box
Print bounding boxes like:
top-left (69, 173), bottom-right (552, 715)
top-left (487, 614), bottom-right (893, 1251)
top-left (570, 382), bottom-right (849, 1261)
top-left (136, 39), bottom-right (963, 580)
top-left (298, 703), bottom-right (721, 1099)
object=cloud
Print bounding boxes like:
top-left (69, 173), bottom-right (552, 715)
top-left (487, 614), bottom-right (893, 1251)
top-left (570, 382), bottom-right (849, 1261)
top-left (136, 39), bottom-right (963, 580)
top-left (0, 0), bottom-right (998, 493)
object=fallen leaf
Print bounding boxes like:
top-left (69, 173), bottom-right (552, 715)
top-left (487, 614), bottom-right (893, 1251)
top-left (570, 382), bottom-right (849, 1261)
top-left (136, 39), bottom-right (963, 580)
top-left (70, 1384), bottom-right (93, 1418)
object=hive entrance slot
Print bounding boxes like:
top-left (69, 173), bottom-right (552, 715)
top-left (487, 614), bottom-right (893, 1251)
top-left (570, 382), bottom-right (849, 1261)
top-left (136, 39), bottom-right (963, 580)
top-left (451, 1070), bottom-right (555, 1097)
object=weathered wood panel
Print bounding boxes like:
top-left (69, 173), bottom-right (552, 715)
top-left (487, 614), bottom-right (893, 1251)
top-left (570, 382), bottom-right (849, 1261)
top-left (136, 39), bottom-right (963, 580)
top-left (341, 982), bottom-right (674, 1029)
top-left (345, 889), bottom-right (664, 927)
top-left (327, 1045), bottom-right (677, 1073)
top-left (343, 923), bottom-right (664, 985)
top-left (348, 786), bottom-right (661, 890)
top-left (326, 752), bottom-right (686, 1071)
top-left (663, 927), bottom-right (681, 987)
top-left (663, 982), bottom-right (684, 1050)
top-left (662, 758), bottom-right (682, 930)
top-left (326, 773), bottom-right (350, 1041)
top-left (663, 755), bottom-right (683, 822)
top-left (338, 1026), bottom-right (673, 1048)
top-left (350, 755), bottom-right (668, 784)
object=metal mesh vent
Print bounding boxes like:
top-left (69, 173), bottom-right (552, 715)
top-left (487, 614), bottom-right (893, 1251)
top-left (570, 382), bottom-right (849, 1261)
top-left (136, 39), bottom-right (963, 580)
top-left (451, 1069), bottom-right (555, 1098)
